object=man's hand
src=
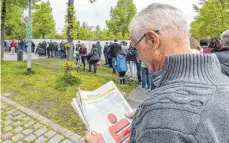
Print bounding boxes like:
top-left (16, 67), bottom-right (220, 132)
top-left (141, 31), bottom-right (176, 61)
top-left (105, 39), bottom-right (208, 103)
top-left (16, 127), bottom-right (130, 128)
top-left (125, 109), bottom-right (137, 119)
top-left (84, 110), bottom-right (136, 143)
top-left (84, 131), bottom-right (105, 143)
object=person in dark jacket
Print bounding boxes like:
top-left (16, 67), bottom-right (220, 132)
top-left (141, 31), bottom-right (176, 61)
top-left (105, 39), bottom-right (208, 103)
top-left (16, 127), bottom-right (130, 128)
top-left (42, 41), bottom-right (47, 56)
top-left (49, 41), bottom-right (55, 58)
top-left (103, 42), bottom-right (109, 65)
top-left (32, 41), bottom-right (35, 53)
top-left (96, 41), bottom-right (102, 59)
top-left (110, 39), bottom-right (121, 74)
top-left (79, 43), bottom-right (87, 71)
top-left (214, 30), bottom-right (229, 76)
top-left (46, 42), bottom-right (50, 58)
top-left (107, 42), bottom-right (113, 68)
top-left (60, 41), bottom-right (65, 59)
top-left (88, 44), bottom-right (100, 73)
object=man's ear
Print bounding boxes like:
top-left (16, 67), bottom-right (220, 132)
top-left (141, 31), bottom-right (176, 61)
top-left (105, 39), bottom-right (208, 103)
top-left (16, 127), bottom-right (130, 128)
top-left (145, 30), bottom-right (160, 49)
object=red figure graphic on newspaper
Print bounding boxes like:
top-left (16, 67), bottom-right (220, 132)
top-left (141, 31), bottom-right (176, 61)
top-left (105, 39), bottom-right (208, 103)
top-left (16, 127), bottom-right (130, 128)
top-left (108, 113), bottom-right (130, 143)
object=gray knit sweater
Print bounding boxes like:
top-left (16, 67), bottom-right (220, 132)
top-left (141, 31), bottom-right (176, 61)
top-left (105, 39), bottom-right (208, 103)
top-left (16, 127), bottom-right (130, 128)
top-left (130, 54), bottom-right (229, 143)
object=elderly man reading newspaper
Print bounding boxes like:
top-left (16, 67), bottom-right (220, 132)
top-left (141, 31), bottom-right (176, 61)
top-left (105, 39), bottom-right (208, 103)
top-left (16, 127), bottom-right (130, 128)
top-left (84, 3), bottom-right (229, 143)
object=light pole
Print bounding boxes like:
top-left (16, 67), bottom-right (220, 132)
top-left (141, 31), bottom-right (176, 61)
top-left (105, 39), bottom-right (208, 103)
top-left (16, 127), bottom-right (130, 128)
top-left (26, 0), bottom-right (32, 72)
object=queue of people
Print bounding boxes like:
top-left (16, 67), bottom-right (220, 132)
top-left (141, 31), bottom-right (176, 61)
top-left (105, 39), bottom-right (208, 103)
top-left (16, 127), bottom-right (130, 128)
top-left (4, 39), bottom-right (36, 54)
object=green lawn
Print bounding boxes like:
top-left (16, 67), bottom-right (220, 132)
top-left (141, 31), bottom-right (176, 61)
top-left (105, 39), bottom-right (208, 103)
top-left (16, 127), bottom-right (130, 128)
top-left (1, 58), bottom-right (137, 135)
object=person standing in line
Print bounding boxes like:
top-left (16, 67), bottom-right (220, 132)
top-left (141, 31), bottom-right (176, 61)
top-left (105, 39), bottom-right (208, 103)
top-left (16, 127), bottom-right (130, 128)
top-left (60, 41), bottom-right (64, 59)
top-left (79, 43), bottom-right (87, 71)
top-left (49, 41), bottom-right (54, 58)
top-left (127, 45), bottom-right (138, 80)
top-left (10, 40), bottom-right (16, 55)
top-left (141, 62), bottom-right (151, 90)
top-left (42, 41), bottom-right (47, 56)
top-left (32, 41), bottom-right (35, 53)
top-left (120, 41), bottom-right (129, 56)
top-left (47, 42), bottom-right (50, 58)
top-left (75, 43), bottom-right (81, 70)
top-left (116, 41), bottom-right (129, 85)
top-left (76, 41), bottom-right (81, 51)
top-left (103, 42), bottom-right (109, 65)
top-left (53, 42), bottom-right (57, 57)
top-left (213, 30), bottom-right (229, 76)
top-left (110, 39), bottom-right (121, 74)
top-left (58, 43), bottom-right (61, 58)
top-left (96, 41), bottom-right (102, 59)
top-left (136, 50), bottom-right (142, 84)
top-left (107, 42), bottom-right (113, 68)
top-left (4, 41), bottom-right (6, 51)
top-left (19, 39), bottom-right (25, 51)
top-left (88, 44), bottom-right (100, 74)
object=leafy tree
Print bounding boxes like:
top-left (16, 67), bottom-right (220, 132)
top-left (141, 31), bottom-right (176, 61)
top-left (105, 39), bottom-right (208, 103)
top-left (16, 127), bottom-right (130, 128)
top-left (5, 4), bottom-right (26, 40)
top-left (1, 0), bottom-right (40, 59)
top-left (77, 26), bottom-right (90, 40)
top-left (191, 0), bottom-right (229, 40)
top-left (32, 1), bottom-right (55, 39)
top-left (106, 0), bottom-right (136, 39)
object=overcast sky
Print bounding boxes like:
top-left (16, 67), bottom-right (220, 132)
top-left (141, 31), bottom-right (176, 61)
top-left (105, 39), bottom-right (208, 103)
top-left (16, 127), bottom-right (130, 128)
top-left (44, 0), bottom-right (199, 33)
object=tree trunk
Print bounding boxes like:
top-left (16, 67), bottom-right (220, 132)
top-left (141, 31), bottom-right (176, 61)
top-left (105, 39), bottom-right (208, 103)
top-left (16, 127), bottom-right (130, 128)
top-left (1, 0), bottom-right (6, 61)
top-left (42, 33), bottom-right (45, 39)
top-left (67, 0), bottom-right (74, 61)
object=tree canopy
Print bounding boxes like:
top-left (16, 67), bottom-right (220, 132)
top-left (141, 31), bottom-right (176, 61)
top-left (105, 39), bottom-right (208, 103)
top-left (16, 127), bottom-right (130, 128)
top-left (106, 0), bottom-right (137, 39)
top-left (3, 0), bottom-right (39, 39)
top-left (32, 1), bottom-right (56, 39)
top-left (191, 0), bottom-right (229, 40)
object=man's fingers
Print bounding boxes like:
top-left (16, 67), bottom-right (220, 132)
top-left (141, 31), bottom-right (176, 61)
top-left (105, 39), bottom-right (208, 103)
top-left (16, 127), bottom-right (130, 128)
top-left (125, 109), bottom-right (137, 119)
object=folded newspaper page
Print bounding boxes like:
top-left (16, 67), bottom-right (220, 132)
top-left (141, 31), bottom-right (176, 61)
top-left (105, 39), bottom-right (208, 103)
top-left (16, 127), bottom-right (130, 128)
top-left (72, 81), bottom-right (133, 143)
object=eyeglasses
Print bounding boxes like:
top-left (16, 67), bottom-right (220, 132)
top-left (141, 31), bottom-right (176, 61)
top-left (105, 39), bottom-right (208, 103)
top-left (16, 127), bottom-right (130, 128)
top-left (132, 30), bottom-right (159, 47)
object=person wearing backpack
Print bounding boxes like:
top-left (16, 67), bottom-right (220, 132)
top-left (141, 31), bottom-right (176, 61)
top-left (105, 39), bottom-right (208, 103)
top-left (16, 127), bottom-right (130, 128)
top-left (79, 43), bottom-right (87, 71)
top-left (116, 54), bottom-right (128, 85)
top-left (213, 30), bottom-right (229, 76)
top-left (116, 41), bottom-right (128, 85)
top-left (110, 39), bottom-right (121, 74)
top-left (88, 44), bottom-right (100, 73)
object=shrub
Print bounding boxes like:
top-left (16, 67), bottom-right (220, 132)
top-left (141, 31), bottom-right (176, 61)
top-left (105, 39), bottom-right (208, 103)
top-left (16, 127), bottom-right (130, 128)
top-left (63, 61), bottom-right (76, 75)
top-left (56, 74), bottom-right (81, 91)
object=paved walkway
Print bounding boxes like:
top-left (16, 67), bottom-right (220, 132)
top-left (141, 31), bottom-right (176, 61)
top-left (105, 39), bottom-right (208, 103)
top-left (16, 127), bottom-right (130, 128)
top-left (1, 96), bottom-right (83, 143)
top-left (127, 87), bottom-right (149, 108)
top-left (3, 52), bottom-right (46, 61)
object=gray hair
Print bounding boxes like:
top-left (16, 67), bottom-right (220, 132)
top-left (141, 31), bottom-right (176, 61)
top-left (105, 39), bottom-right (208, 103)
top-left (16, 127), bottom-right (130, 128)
top-left (221, 30), bottom-right (229, 46)
top-left (129, 3), bottom-right (189, 43)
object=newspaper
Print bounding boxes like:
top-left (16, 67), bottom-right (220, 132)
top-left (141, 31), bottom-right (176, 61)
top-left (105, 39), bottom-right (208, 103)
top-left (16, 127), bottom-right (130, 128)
top-left (72, 81), bottom-right (133, 143)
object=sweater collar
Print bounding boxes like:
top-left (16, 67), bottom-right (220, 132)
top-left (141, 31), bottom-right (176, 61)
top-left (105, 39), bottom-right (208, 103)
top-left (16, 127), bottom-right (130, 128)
top-left (158, 54), bottom-right (228, 86)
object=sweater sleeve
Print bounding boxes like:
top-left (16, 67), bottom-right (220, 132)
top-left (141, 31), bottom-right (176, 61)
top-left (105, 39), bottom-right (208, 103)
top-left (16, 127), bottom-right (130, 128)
top-left (136, 129), bottom-right (197, 143)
